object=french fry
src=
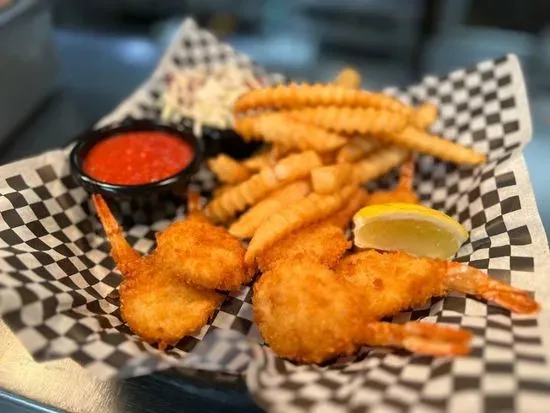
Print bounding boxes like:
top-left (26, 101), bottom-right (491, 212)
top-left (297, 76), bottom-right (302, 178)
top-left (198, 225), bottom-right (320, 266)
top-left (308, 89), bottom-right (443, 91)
top-left (234, 116), bottom-right (261, 141)
top-left (208, 154), bottom-right (251, 184)
top-left (234, 84), bottom-right (412, 115)
top-left (411, 103), bottom-right (438, 130)
top-left (333, 67), bottom-right (361, 90)
top-left (254, 113), bottom-right (347, 153)
top-left (287, 107), bottom-right (408, 135)
top-left (204, 151), bottom-right (322, 223)
top-left (384, 126), bottom-right (486, 165)
top-left (212, 184), bottom-right (233, 198)
top-left (229, 180), bottom-right (311, 239)
top-left (352, 146), bottom-right (410, 185)
top-left (311, 164), bottom-right (353, 195)
top-left (336, 137), bottom-right (383, 164)
top-left (245, 185), bottom-right (357, 266)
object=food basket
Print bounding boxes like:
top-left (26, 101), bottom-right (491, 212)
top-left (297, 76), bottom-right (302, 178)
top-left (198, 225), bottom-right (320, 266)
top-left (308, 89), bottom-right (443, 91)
top-left (0, 18), bottom-right (549, 413)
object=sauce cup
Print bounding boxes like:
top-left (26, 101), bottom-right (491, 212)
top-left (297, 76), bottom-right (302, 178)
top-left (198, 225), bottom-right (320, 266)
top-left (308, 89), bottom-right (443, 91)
top-left (70, 119), bottom-right (204, 199)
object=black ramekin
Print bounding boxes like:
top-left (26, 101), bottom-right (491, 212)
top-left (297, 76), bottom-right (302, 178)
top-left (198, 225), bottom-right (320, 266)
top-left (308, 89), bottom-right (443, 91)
top-left (69, 119), bottom-right (204, 198)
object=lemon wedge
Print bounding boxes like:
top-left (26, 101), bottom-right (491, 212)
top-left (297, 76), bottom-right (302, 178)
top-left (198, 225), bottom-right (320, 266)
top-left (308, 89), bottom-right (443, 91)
top-left (352, 203), bottom-right (468, 259)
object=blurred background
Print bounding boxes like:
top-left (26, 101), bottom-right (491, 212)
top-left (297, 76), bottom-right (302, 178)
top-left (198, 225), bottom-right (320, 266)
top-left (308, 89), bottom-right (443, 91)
top-left (1, 0), bottom-right (549, 233)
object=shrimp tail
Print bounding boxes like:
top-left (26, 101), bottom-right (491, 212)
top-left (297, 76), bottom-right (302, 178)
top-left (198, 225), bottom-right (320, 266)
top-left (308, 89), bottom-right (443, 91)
top-left (187, 191), bottom-right (203, 214)
top-left (396, 155), bottom-right (415, 192)
top-left (92, 194), bottom-right (140, 274)
top-left (361, 321), bottom-right (472, 357)
top-left (445, 262), bottom-right (540, 315)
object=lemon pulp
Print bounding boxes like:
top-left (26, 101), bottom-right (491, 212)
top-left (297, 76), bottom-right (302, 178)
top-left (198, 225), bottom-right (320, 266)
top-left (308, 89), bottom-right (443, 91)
top-left (353, 203), bottom-right (468, 259)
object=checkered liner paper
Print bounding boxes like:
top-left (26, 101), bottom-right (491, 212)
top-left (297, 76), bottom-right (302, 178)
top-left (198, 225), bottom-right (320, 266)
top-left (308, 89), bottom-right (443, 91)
top-left (1, 18), bottom-right (550, 412)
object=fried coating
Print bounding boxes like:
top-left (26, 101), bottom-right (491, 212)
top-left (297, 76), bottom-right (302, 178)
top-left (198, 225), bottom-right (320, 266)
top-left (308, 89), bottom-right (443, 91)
top-left (336, 136), bottom-right (383, 164)
top-left (253, 262), bottom-right (368, 364)
top-left (155, 217), bottom-right (250, 291)
top-left (383, 126), bottom-right (486, 165)
top-left (92, 194), bottom-right (222, 347)
top-left (336, 250), bottom-right (446, 319)
top-left (311, 163), bottom-right (353, 194)
top-left (336, 250), bottom-right (540, 317)
top-left (228, 180), bottom-right (311, 239)
top-left (333, 67), bottom-right (361, 89)
top-left (245, 185), bottom-right (356, 266)
top-left (253, 113), bottom-right (347, 153)
top-left (234, 84), bottom-right (412, 115)
top-left (367, 156), bottom-right (419, 205)
top-left (412, 102), bottom-right (438, 130)
top-left (256, 223), bottom-right (351, 272)
top-left (120, 262), bottom-right (222, 347)
top-left (352, 146), bottom-right (409, 185)
top-left (208, 154), bottom-right (251, 185)
top-left (204, 151), bottom-right (322, 223)
top-left (287, 106), bottom-right (408, 135)
top-left (254, 261), bottom-right (473, 364)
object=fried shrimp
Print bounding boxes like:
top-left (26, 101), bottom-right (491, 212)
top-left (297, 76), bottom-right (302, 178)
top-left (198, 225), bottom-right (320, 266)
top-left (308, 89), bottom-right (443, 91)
top-left (155, 193), bottom-right (250, 291)
top-left (253, 248), bottom-right (538, 365)
top-left (336, 250), bottom-right (540, 317)
top-left (92, 194), bottom-right (222, 348)
top-left (253, 261), bottom-right (473, 364)
top-left (256, 224), bottom-right (351, 272)
top-left (234, 84), bottom-right (412, 115)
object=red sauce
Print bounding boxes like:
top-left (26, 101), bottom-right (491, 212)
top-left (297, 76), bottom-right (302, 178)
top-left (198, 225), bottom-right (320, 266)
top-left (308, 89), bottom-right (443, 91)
top-left (83, 131), bottom-right (194, 185)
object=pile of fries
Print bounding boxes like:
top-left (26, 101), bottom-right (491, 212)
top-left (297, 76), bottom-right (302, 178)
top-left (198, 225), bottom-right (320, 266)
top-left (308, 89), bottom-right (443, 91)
top-left (203, 68), bottom-right (487, 267)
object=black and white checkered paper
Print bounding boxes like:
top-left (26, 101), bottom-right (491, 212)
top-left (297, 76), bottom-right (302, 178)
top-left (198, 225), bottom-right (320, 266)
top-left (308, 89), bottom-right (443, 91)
top-left (1, 18), bottom-right (550, 412)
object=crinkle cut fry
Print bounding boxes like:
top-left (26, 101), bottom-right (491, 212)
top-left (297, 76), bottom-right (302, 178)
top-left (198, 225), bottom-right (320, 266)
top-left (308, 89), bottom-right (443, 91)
top-left (204, 151), bottom-right (322, 223)
top-left (241, 145), bottom-right (290, 172)
top-left (234, 116), bottom-right (262, 141)
top-left (352, 146), bottom-right (410, 185)
top-left (311, 163), bottom-right (353, 194)
top-left (286, 106), bottom-right (408, 135)
top-left (411, 102), bottom-right (438, 130)
top-left (336, 136), bottom-right (383, 164)
top-left (207, 154), bottom-right (251, 184)
top-left (245, 184), bottom-right (357, 266)
top-left (332, 67), bottom-right (361, 90)
top-left (234, 84), bottom-right (413, 115)
top-left (228, 180), bottom-right (311, 239)
top-left (252, 113), bottom-right (347, 153)
top-left (385, 126), bottom-right (486, 165)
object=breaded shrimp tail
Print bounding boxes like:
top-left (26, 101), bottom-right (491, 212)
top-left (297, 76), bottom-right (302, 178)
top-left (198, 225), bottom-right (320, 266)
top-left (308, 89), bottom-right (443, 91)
top-left (92, 194), bottom-right (140, 274)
